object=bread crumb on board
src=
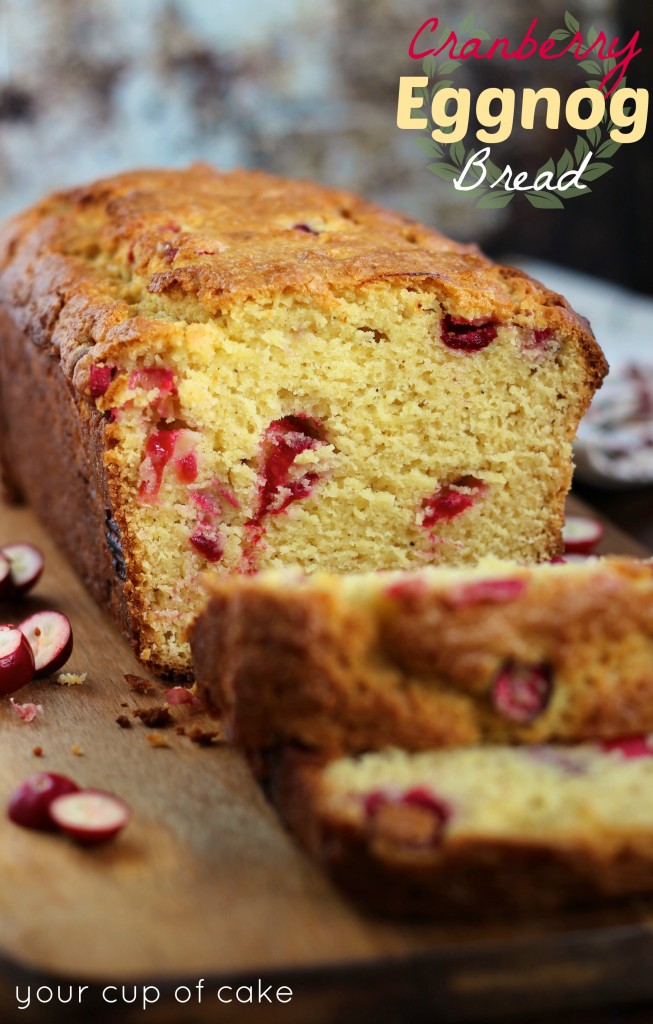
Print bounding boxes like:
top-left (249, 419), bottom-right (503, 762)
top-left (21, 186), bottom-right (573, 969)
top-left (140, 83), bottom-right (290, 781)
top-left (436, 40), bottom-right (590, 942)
top-left (124, 674), bottom-right (154, 694)
top-left (56, 672), bottom-right (87, 686)
top-left (133, 706), bottom-right (174, 728)
top-left (147, 733), bottom-right (169, 749)
top-left (186, 724), bottom-right (221, 747)
top-left (70, 744), bottom-right (84, 756)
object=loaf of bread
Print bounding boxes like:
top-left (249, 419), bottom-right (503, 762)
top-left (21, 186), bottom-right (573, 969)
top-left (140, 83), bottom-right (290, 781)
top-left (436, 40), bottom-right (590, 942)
top-left (266, 739), bottom-right (653, 917)
top-left (0, 165), bottom-right (606, 677)
top-left (192, 558), bottom-right (653, 755)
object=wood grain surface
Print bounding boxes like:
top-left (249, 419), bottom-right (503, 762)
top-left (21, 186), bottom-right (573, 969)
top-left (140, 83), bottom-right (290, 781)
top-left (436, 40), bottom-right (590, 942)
top-left (0, 495), bottom-right (651, 1024)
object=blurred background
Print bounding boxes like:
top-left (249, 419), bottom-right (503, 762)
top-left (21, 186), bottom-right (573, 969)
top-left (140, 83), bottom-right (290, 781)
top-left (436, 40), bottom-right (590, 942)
top-left (0, 0), bottom-right (652, 540)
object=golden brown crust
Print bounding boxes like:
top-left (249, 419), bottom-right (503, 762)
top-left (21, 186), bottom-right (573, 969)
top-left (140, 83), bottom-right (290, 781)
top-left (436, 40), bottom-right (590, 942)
top-left (0, 164), bottom-right (606, 400)
top-left (192, 560), bottom-right (653, 756)
top-left (0, 304), bottom-right (170, 673)
top-left (266, 748), bottom-right (653, 919)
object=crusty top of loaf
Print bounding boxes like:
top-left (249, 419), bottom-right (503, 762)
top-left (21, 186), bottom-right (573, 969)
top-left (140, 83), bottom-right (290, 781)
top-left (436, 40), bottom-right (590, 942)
top-left (0, 163), bottom-right (607, 395)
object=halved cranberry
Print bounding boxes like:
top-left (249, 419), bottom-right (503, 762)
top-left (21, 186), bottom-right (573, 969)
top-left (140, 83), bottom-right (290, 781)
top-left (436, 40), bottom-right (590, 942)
top-left (157, 241), bottom-right (179, 263)
top-left (601, 736), bottom-right (653, 758)
top-left (563, 515), bottom-right (604, 555)
top-left (8, 772), bottom-right (80, 831)
top-left (520, 326), bottom-right (556, 361)
top-left (420, 475), bottom-right (486, 529)
top-left (19, 610), bottom-right (73, 678)
top-left (1, 542), bottom-right (44, 595)
top-left (441, 315), bottom-right (498, 353)
top-left (189, 522), bottom-right (224, 562)
top-left (191, 490), bottom-right (221, 517)
top-left (138, 429), bottom-right (180, 501)
top-left (492, 661), bottom-right (552, 723)
top-left (447, 577), bottom-right (526, 607)
top-left (217, 484), bottom-right (240, 509)
top-left (89, 365), bottom-right (114, 398)
top-left (363, 786), bottom-right (450, 848)
top-left (385, 577), bottom-right (428, 601)
top-left (129, 367), bottom-right (177, 395)
top-left (49, 789), bottom-right (131, 845)
top-left (176, 451), bottom-right (198, 484)
top-left (255, 415), bottom-right (326, 519)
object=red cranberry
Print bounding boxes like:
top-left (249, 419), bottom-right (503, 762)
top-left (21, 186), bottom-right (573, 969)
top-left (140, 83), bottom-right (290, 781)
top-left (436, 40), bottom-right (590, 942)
top-left (129, 367), bottom-right (177, 395)
top-left (138, 429), bottom-right (180, 501)
top-left (363, 786), bottom-right (450, 847)
top-left (89, 365), bottom-right (114, 398)
top-left (49, 790), bottom-right (131, 845)
top-left (293, 223), bottom-right (319, 234)
top-left (601, 736), bottom-right (653, 758)
top-left (421, 476), bottom-right (485, 529)
top-left (157, 241), bottom-right (179, 263)
top-left (0, 625), bottom-right (35, 694)
top-left (447, 577), bottom-right (526, 607)
top-left (8, 773), bottom-right (80, 831)
top-left (19, 610), bottom-right (73, 678)
top-left (492, 661), bottom-right (552, 723)
top-left (176, 451), bottom-right (198, 484)
top-left (520, 326), bottom-right (556, 361)
top-left (254, 415), bottom-right (326, 519)
top-left (385, 577), bottom-right (428, 601)
top-left (0, 542), bottom-right (44, 595)
top-left (441, 315), bottom-right (498, 353)
top-left (189, 522), bottom-right (224, 562)
top-left (217, 484), bottom-right (240, 509)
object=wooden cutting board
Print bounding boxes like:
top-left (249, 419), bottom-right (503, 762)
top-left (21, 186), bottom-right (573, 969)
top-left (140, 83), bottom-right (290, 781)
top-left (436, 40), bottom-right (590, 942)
top-left (0, 496), bottom-right (651, 1024)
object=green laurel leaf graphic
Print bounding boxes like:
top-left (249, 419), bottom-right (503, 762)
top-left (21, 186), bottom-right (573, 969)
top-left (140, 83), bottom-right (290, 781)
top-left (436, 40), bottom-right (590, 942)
top-left (415, 15), bottom-right (622, 208)
top-left (431, 79), bottom-right (454, 96)
top-left (427, 163), bottom-right (460, 181)
top-left (581, 162), bottom-right (612, 180)
top-left (586, 125), bottom-right (602, 147)
top-left (460, 12), bottom-right (476, 33)
top-left (437, 60), bottom-right (462, 76)
top-left (450, 140), bottom-right (466, 167)
top-left (422, 55), bottom-right (437, 78)
top-left (417, 137), bottom-right (443, 158)
top-left (475, 191), bottom-right (514, 209)
top-left (536, 156), bottom-right (556, 177)
top-left (556, 149), bottom-right (574, 175)
top-left (526, 191), bottom-right (565, 209)
top-left (596, 139), bottom-right (620, 158)
top-left (564, 11), bottom-right (580, 33)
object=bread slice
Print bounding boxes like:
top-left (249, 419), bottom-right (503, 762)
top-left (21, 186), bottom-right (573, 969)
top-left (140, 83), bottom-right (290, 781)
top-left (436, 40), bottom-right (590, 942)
top-left (0, 165), bottom-right (606, 676)
top-left (192, 557), bottom-right (653, 755)
top-left (267, 739), bottom-right (653, 917)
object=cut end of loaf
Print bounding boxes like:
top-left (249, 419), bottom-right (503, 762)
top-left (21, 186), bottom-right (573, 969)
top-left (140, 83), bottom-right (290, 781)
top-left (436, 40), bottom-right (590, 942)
top-left (99, 285), bottom-right (598, 674)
